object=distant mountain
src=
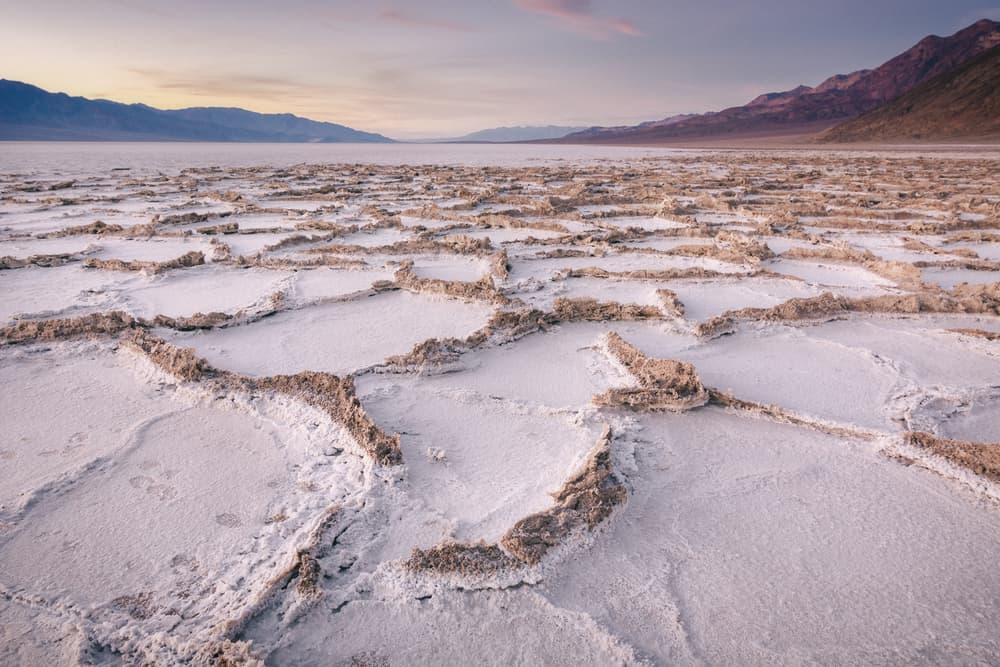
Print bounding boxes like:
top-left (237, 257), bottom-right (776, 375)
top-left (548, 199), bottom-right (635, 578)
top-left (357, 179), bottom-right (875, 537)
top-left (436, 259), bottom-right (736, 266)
top-left (0, 80), bottom-right (394, 142)
top-left (557, 18), bottom-right (1000, 144)
top-left (426, 125), bottom-right (588, 143)
top-left (565, 114), bottom-right (699, 141)
top-left (821, 44), bottom-right (1000, 142)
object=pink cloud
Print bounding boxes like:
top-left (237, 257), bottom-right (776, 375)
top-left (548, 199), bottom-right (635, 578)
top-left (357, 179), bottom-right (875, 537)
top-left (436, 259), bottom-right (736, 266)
top-left (379, 8), bottom-right (476, 32)
top-left (513, 0), bottom-right (641, 39)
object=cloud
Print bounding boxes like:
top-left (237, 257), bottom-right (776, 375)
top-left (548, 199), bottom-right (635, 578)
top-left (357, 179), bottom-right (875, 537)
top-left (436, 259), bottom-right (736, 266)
top-left (98, 0), bottom-right (175, 19)
top-left (123, 63), bottom-right (538, 137)
top-left (378, 8), bottom-right (477, 32)
top-left (127, 69), bottom-right (326, 103)
top-left (513, 0), bottom-right (641, 40)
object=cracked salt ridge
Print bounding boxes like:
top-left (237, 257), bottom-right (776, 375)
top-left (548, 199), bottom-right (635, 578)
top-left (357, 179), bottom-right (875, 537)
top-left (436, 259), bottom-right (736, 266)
top-left (694, 212), bottom-right (749, 225)
top-left (96, 199), bottom-right (162, 215)
top-left (618, 237), bottom-right (714, 253)
top-left (508, 253), bottom-right (751, 283)
top-left (289, 267), bottom-right (395, 304)
top-left (222, 232), bottom-right (329, 258)
top-left (800, 316), bottom-right (1000, 444)
top-left (355, 324), bottom-right (636, 542)
top-left (595, 215), bottom-right (690, 231)
top-left (407, 255), bottom-right (494, 282)
top-left (87, 237), bottom-right (215, 263)
top-left (920, 266), bottom-right (1000, 289)
top-left (221, 213), bottom-right (312, 231)
top-left (531, 218), bottom-right (602, 235)
top-left (0, 265), bottom-right (135, 326)
top-left (260, 587), bottom-right (645, 666)
top-left (0, 236), bottom-right (97, 259)
top-left (805, 316), bottom-right (1000, 390)
top-left (655, 313), bottom-right (1000, 438)
top-left (457, 226), bottom-right (566, 243)
top-left (543, 408), bottom-right (1000, 665)
top-left (119, 264), bottom-right (294, 320)
top-left (0, 344), bottom-right (370, 662)
top-left (0, 341), bottom-right (370, 663)
top-left (0, 209), bottom-right (120, 236)
top-left (756, 236), bottom-right (825, 255)
top-left (519, 276), bottom-right (680, 312)
top-left (668, 277), bottom-right (826, 322)
top-left (259, 199), bottom-right (334, 212)
top-left (764, 258), bottom-right (897, 289)
top-left (158, 200), bottom-right (237, 216)
top-left (627, 322), bottom-right (905, 431)
top-left (399, 215), bottom-right (459, 230)
top-left (952, 241), bottom-right (1000, 261)
top-left (826, 232), bottom-right (972, 264)
top-left (356, 385), bottom-right (602, 543)
top-left (335, 227), bottom-right (415, 248)
top-left (164, 291), bottom-right (495, 376)
top-left (523, 274), bottom-right (861, 325)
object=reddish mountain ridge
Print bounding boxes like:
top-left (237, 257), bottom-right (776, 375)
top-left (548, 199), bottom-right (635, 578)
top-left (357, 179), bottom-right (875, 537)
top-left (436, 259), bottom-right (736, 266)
top-left (821, 44), bottom-right (1000, 142)
top-left (559, 19), bottom-right (1000, 144)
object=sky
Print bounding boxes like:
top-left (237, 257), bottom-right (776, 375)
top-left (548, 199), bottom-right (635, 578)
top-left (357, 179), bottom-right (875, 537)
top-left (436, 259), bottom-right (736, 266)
top-left (2, 1), bottom-right (998, 139)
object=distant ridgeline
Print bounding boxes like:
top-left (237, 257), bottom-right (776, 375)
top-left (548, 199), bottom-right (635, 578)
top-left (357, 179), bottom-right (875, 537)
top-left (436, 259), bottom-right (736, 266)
top-left (556, 18), bottom-right (1000, 144)
top-left (0, 80), bottom-right (395, 142)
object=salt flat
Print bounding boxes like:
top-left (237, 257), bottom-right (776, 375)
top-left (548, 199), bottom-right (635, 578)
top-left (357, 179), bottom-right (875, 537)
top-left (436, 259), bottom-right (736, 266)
top-left (1, 143), bottom-right (999, 666)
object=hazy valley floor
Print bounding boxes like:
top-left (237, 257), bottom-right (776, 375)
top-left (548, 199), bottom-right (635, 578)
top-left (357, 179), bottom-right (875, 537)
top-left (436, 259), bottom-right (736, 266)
top-left (1, 143), bottom-right (999, 665)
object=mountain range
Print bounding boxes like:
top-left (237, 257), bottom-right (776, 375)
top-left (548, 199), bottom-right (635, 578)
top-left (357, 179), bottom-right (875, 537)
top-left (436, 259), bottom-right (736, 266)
top-left (0, 80), bottom-right (393, 142)
top-left (422, 125), bottom-right (588, 143)
top-left (558, 18), bottom-right (1000, 144)
top-left (820, 43), bottom-right (1000, 142)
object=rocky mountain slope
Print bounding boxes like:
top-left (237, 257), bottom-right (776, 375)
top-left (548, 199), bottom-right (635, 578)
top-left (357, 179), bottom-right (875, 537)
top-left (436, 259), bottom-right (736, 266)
top-left (559, 19), bottom-right (1000, 144)
top-left (821, 44), bottom-right (1000, 142)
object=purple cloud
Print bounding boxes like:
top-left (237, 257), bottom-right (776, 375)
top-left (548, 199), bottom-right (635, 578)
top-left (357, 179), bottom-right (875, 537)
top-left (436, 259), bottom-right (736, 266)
top-left (513, 0), bottom-right (641, 39)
